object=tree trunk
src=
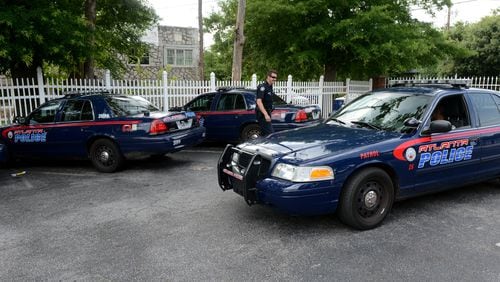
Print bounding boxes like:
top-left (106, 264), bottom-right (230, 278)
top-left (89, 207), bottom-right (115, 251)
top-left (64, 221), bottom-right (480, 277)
top-left (324, 63), bottom-right (337, 82)
top-left (198, 0), bottom-right (204, 80)
top-left (231, 0), bottom-right (246, 81)
top-left (84, 0), bottom-right (97, 79)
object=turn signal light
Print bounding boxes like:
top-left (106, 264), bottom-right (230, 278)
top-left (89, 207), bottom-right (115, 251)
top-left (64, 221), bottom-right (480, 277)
top-left (150, 119), bottom-right (168, 135)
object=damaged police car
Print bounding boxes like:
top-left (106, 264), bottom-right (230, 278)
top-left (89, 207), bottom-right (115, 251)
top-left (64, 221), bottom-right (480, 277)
top-left (0, 91), bottom-right (205, 172)
top-left (218, 80), bottom-right (500, 230)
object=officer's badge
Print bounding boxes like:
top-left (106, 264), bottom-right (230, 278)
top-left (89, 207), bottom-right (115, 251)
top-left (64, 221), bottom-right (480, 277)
top-left (260, 86), bottom-right (265, 91)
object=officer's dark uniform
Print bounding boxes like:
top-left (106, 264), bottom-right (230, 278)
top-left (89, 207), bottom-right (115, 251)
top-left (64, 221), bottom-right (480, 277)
top-left (256, 81), bottom-right (274, 136)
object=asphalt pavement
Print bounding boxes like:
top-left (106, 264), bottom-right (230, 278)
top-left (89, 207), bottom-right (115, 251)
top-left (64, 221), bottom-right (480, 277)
top-left (0, 145), bottom-right (499, 281)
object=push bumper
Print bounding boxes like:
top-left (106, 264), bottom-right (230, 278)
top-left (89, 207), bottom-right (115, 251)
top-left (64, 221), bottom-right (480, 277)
top-left (217, 144), bottom-right (340, 215)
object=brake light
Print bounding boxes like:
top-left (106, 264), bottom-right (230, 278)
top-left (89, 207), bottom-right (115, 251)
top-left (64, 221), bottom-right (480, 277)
top-left (295, 110), bottom-right (308, 122)
top-left (150, 119), bottom-right (168, 135)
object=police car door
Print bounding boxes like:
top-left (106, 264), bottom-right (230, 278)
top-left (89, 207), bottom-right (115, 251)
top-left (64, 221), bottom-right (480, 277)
top-left (186, 93), bottom-right (215, 138)
top-left (9, 99), bottom-right (64, 158)
top-left (467, 91), bottom-right (500, 179)
top-left (53, 99), bottom-right (95, 157)
top-left (209, 93), bottom-right (249, 141)
top-left (414, 94), bottom-right (480, 192)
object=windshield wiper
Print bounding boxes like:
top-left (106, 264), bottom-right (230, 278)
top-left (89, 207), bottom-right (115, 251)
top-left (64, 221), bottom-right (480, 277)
top-left (328, 118), bottom-right (346, 125)
top-left (351, 120), bottom-right (382, 130)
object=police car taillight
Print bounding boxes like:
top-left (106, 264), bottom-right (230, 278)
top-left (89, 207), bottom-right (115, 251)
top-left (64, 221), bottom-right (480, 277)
top-left (150, 119), bottom-right (168, 135)
top-left (295, 110), bottom-right (308, 122)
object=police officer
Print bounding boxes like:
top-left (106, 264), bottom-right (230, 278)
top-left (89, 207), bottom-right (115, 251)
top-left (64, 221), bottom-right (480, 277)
top-left (256, 70), bottom-right (277, 136)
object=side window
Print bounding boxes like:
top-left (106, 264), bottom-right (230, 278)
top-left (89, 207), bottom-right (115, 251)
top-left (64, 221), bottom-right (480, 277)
top-left (234, 94), bottom-right (246, 110)
top-left (81, 101), bottom-right (94, 120)
top-left (216, 94), bottom-right (244, 111)
top-left (28, 100), bottom-right (64, 124)
top-left (469, 93), bottom-right (500, 127)
top-left (431, 94), bottom-right (470, 129)
top-left (61, 100), bottom-right (94, 122)
top-left (187, 94), bottom-right (215, 111)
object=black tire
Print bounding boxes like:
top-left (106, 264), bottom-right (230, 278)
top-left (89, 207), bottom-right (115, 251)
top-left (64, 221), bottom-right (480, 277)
top-left (89, 139), bottom-right (124, 173)
top-left (240, 124), bottom-right (261, 142)
top-left (337, 167), bottom-right (394, 230)
top-left (0, 141), bottom-right (13, 168)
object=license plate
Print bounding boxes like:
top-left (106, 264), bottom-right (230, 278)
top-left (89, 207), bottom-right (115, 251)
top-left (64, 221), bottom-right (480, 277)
top-left (222, 168), bottom-right (243, 180)
top-left (176, 119), bottom-right (193, 129)
top-left (173, 139), bottom-right (181, 146)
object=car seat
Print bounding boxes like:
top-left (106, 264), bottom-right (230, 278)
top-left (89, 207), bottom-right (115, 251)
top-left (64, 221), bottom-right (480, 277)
top-left (443, 98), bottom-right (467, 128)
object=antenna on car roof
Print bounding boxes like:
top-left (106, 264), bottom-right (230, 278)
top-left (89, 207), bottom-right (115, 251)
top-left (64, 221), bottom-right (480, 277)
top-left (388, 79), bottom-right (471, 89)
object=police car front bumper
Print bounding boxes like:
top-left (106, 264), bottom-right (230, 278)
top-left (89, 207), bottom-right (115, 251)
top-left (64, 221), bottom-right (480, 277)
top-left (218, 144), bottom-right (340, 216)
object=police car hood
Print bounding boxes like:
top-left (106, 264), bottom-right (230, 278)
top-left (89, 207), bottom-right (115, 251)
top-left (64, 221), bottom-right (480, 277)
top-left (238, 123), bottom-right (400, 163)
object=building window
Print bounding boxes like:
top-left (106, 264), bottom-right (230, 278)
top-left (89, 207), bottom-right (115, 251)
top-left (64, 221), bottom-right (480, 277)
top-left (165, 48), bottom-right (194, 66)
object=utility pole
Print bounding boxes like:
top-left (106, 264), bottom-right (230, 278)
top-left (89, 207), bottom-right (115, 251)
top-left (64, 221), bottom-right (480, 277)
top-left (446, 3), bottom-right (451, 30)
top-left (198, 0), bottom-right (204, 80)
top-left (84, 0), bottom-right (96, 78)
top-left (231, 0), bottom-right (246, 81)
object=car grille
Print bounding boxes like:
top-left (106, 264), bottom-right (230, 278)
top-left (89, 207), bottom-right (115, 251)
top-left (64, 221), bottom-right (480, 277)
top-left (230, 149), bottom-right (271, 179)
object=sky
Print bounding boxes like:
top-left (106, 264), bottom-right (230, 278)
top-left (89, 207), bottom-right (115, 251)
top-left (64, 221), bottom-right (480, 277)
top-left (146, 0), bottom-right (499, 45)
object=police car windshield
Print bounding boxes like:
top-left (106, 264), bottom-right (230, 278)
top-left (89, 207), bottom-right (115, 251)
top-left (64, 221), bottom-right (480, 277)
top-left (327, 92), bottom-right (431, 132)
top-left (105, 96), bottom-right (160, 116)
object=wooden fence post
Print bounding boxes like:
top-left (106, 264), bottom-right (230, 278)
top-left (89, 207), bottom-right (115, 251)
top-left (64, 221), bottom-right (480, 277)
top-left (105, 70), bottom-right (111, 91)
top-left (162, 71), bottom-right (168, 111)
top-left (210, 72), bottom-right (216, 91)
top-left (345, 78), bottom-right (351, 103)
top-left (318, 75), bottom-right (324, 109)
top-left (36, 67), bottom-right (46, 104)
top-left (286, 75), bottom-right (293, 103)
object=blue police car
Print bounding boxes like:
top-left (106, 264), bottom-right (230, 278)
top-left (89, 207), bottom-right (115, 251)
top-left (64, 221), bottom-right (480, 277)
top-left (218, 80), bottom-right (500, 229)
top-left (0, 92), bottom-right (205, 172)
top-left (172, 88), bottom-right (322, 142)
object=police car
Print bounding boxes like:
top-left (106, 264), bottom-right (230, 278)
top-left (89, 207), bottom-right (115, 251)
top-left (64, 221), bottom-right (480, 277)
top-left (0, 91), bottom-right (205, 172)
top-left (172, 88), bottom-right (322, 142)
top-left (218, 80), bottom-right (500, 230)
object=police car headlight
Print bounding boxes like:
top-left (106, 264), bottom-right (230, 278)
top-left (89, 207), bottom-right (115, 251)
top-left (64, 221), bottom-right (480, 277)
top-left (271, 163), bottom-right (334, 182)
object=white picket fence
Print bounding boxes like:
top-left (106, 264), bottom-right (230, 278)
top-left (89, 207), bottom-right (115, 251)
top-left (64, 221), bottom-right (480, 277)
top-left (0, 68), bottom-right (372, 125)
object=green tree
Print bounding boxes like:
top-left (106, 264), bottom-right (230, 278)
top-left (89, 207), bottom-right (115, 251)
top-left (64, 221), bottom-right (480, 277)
top-left (205, 0), bottom-right (459, 81)
top-left (445, 11), bottom-right (499, 76)
top-left (0, 0), bottom-right (157, 78)
top-left (204, 0), bottom-right (239, 80)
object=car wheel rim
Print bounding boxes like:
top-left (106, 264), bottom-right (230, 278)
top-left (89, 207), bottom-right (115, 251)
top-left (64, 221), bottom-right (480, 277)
top-left (96, 146), bottom-right (114, 167)
top-left (356, 181), bottom-right (383, 218)
top-left (247, 129), bottom-right (260, 140)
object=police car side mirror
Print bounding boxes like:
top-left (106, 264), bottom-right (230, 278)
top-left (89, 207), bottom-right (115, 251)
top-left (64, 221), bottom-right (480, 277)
top-left (403, 117), bottom-right (421, 128)
top-left (422, 120), bottom-right (452, 135)
top-left (13, 116), bottom-right (26, 125)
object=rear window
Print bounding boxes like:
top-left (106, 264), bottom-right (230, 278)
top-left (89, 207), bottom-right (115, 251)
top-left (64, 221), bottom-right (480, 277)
top-left (105, 96), bottom-right (159, 116)
top-left (469, 92), bottom-right (500, 127)
top-left (272, 94), bottom-right (287, 105)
